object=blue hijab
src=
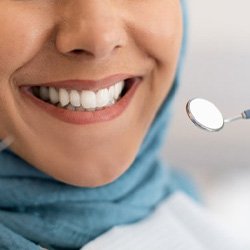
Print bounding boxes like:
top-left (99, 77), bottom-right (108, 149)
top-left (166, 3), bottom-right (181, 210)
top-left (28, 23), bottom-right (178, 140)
top-left (0, 1), bottom-right (197, 249)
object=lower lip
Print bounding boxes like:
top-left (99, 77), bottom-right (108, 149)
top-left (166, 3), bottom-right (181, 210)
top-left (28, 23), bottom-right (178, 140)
top-left (19, 78), bottom-right (141, 125)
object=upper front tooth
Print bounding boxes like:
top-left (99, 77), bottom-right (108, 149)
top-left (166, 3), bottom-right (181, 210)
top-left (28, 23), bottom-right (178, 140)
top-left (70, 90), bottom-right (81, 107)
top-left (96, 88), bottom-right (110, 108)
top-left (81, 90), bottom-right (96, 109)
top-left (59, 88), bottom-right (70, 107)
top-left (114, 81), bottom-right (125, 100)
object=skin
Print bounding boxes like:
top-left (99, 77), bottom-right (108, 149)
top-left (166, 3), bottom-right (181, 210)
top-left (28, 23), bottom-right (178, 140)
top-left (0, 0), bottom-right (183, 187)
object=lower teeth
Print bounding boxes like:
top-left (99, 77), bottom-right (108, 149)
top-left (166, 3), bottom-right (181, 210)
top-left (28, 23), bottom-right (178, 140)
top-left (55, 101), bottom-right (118, 112)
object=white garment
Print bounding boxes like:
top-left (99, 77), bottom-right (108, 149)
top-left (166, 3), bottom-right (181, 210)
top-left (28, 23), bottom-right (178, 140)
top-left (81, 192), bottom-right (250, 250)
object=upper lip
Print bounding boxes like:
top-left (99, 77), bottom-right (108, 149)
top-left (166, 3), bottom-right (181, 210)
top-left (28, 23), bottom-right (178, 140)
top-left (21, 74), bottom-right (141, 92)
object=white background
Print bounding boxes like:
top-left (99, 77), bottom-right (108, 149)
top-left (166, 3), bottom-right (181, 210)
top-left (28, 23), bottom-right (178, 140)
top-left (163, 0), bottom-right (250, 240)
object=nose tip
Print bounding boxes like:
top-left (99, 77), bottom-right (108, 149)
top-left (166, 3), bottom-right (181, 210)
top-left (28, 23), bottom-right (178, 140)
top-left (55, 5), bottom-right (127, 60)
top-left (57, 26), bottom-right (124, 59)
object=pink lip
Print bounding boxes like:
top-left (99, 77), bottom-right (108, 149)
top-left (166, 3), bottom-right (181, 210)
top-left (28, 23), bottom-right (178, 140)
top-left (20, 73), bottom-right (137, 92)
top-left (19, 77), bottom-right (142, 125)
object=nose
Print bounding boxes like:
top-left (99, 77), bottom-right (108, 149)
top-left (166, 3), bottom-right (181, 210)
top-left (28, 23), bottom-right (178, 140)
top-left (55, 0), bottom-right (127, 60)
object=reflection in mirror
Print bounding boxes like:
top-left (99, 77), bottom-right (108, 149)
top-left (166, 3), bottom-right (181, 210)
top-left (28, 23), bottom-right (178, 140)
top-left (186, 98), bottom-right (224, 131)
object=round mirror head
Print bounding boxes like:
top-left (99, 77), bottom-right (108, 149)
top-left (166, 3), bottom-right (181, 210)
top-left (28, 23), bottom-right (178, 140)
top-left (186, 98), bottom-right (224, 132)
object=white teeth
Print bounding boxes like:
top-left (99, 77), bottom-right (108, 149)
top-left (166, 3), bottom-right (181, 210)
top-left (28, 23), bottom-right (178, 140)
top-left (114, 81), bottom-right (124, 100)
top-left (49, 87), bottom-right (59, 104)
top-left (69, 90), bottom-right (81, 107)
top-left (59, 88), bottom-right (70, 107)
top-left (96, 88), bottom-right (110, 108)
top-left (81, 90), bottom-right (96, 109)
top-left (108, 85), bottom-right (115, 100)
top-left (36, 80), bottom-right (126, 111)
top-left (40, 86), bottom-right (49, 101)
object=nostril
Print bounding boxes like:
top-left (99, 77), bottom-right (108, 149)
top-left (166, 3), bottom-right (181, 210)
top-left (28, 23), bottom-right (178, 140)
top-left (70, 49), bottom-right (94, 57)
top-left (72, 49), bottom-right (83, 54)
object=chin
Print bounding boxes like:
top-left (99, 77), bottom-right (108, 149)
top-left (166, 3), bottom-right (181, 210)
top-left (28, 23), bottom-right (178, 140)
top-left (54, 165), bottom-right (130, 188)
top-left (46, 153), bottom-right (136, 188)
top-left (10, 131), bottom-right (141, 188)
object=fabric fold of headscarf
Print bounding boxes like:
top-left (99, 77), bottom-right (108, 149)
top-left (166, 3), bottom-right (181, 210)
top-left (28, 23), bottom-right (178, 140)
top-left (0, 1), bottom-right (197, 249)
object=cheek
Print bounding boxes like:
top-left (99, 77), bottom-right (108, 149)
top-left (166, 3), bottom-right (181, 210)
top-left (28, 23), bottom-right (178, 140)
top-left (128, 3), bottom-right (182, 101)
top-left (0, 4), bottom-right (54, 136)
top-left (0, 4), bottom-right (53, 77)
top-left (126, 1), bottom-right (183, 66)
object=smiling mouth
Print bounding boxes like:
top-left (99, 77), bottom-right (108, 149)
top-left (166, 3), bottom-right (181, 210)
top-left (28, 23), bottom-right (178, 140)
top-left (23, 77), bottom-right (138, 112)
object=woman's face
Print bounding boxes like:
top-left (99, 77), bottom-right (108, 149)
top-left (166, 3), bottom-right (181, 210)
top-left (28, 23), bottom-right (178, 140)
top-left (0, 0), bottom-right (182, 187)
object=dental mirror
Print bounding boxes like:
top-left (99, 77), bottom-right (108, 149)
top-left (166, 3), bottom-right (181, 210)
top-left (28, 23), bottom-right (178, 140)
top-left (186, 98), bottom-right (250, 132)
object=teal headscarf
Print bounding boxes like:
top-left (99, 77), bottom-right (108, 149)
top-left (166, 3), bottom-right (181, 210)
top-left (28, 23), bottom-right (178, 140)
top-left (0, 1), bottom-right (197, 249)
